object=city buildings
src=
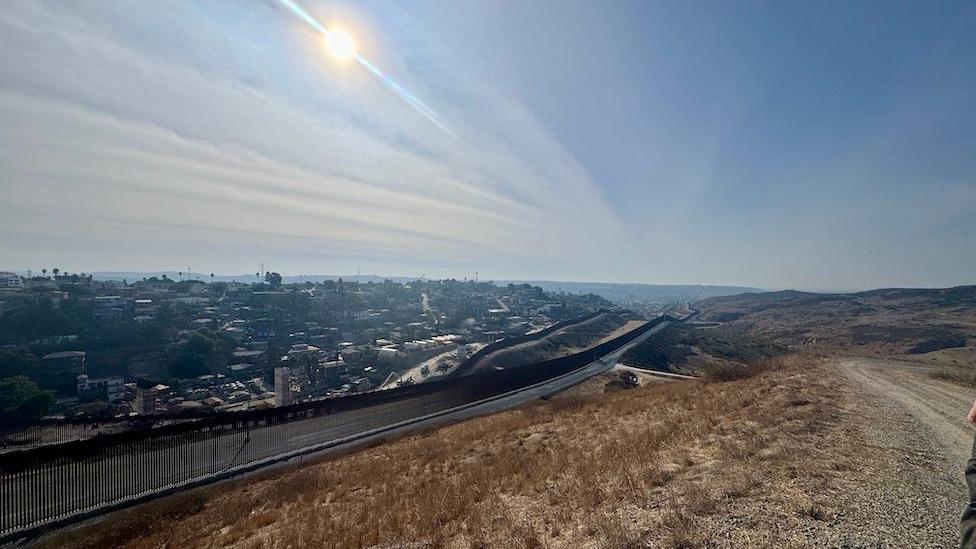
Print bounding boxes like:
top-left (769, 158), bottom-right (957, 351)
top-left (0, 272), bottom-right (24, 288)
top-left (0, 273), bottom-right (616, 419)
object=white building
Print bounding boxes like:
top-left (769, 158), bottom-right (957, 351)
top-left (0, 272), bottom-right (23, 288)
top-left (77, 374), bottom-right (125, 403)
top-left (377, 347), bottom-right (399, 364)
top-left (274, 366), bottom-right (292, 407)
top-left (134, 384), bottom-right (156, 415)
top-left (287, 343), bottom-right (320, 357)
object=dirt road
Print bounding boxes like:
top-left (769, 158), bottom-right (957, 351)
top-left (838, 357), bottom-right (971, 547)
top-left (841, 358), bottom-right (974, 465)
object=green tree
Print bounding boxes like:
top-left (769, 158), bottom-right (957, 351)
top-left (0, 376), bottom-right (54, 423)
top-left (0, 349), bottom-right (38, 378)
top-left (156, 302), bottom-right (176, 326)
top-left (168, 332), bottom-right (222, 378)
top-left (0, 297), bottom-right (75, 342)
top-left (265, 271), bottom-right (283, 287)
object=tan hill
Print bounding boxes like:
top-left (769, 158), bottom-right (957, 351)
top-left (620, 321), bottom-right (784, 377)
top-left (695, 286), bottom-right (976, 369)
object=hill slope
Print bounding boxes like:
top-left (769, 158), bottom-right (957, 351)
top-left (47, 357), bottom-right (878, 549)
top-left (695, 286), bottom-right (976, 367)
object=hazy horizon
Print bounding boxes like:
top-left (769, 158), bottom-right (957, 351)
top-left (3, 267), bottom-right (958, 294)
top-left (1, 1), bottom-right (974, 291)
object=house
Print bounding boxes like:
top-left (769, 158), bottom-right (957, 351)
top-left (231, 349), bottom-right (266, 367)
top-left (0, 272), bottom-right (23, 289)
top-left (340, 348), bottom-right (362, 365)
top-left (25, 278), bottom-right (56, 290)
top-left (228, 362), bottom-right (267, 380)
top-left (77, 374), bottom-right (125, 404)
top-left (133, 299), bottom-right (155, 321)
top-left (287, 343), bottom-right (320, 358)
top-left (377, 346), bottom-right (399, 364)
top-left (93, 295), bottom-right (131, 320)
top-left (248, 318), bottom-right (275, 340)
top-left (202, 396), bottom-right (224, 408)
top-left (42, 350), bottom-right (86, 373)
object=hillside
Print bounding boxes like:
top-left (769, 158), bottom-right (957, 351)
top-left (46, 356), bottom-right (877, 549)
top-left (620, 322), bottom-right (784, 376)
top-left (694, 286), bottom-right (976, 369)
top-left (462, 311), bottom-right (642, 375)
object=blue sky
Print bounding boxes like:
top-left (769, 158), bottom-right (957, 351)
top-left (0, 1), bottom-right (973, 290)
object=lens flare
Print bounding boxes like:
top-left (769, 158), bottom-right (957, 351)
top-left (324, 28), bottom-right (355, 61)
top-left (274, 0), bottom-right (458, 140)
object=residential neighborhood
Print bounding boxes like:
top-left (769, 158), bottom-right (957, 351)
top-left (0, 270), bottom-right (613, 423)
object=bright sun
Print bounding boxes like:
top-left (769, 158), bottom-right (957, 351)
top-left (325, 27), bottom-right (356, 61)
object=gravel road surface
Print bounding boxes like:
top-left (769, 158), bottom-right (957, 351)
top-left (837, 358), bottom-right (970, 548)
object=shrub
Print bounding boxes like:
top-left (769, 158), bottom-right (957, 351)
top-left (702, 360), bottom-right (772, 382)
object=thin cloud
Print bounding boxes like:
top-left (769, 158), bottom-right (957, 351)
top-left (0, 2), bottom-right (628, 277)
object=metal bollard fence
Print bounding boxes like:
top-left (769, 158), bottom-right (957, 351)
top-left (0, 317), bottom-right (664, 540)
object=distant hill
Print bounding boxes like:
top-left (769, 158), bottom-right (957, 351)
top-left (694, 286), bottom-right (976, 364)
top-left (504, 281), bottom-right (761, 304)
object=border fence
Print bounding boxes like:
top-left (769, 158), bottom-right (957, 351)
top-left (449, 308), bottom-right (611, 377)
top-left (0, 310), bottom-right (615, 451)
top-left (0, 315), bottom-right (668, 542)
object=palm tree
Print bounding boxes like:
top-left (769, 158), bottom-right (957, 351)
top-left (41, 269), bottom-right (47, 277)
top-left (52, 268), bottom-right (60, 278)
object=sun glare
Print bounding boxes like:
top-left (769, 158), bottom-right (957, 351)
top-left (324, 27), bottom-right (356, 61)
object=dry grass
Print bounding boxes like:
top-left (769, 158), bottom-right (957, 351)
top-left (44, 355), bottom-right (849, 549)
top-left (696, 288), bottom-right (976, 359)
top-left (701, 357), bottom-right (776, 382)
top-left (930, 364), bottom-right (976, 388)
